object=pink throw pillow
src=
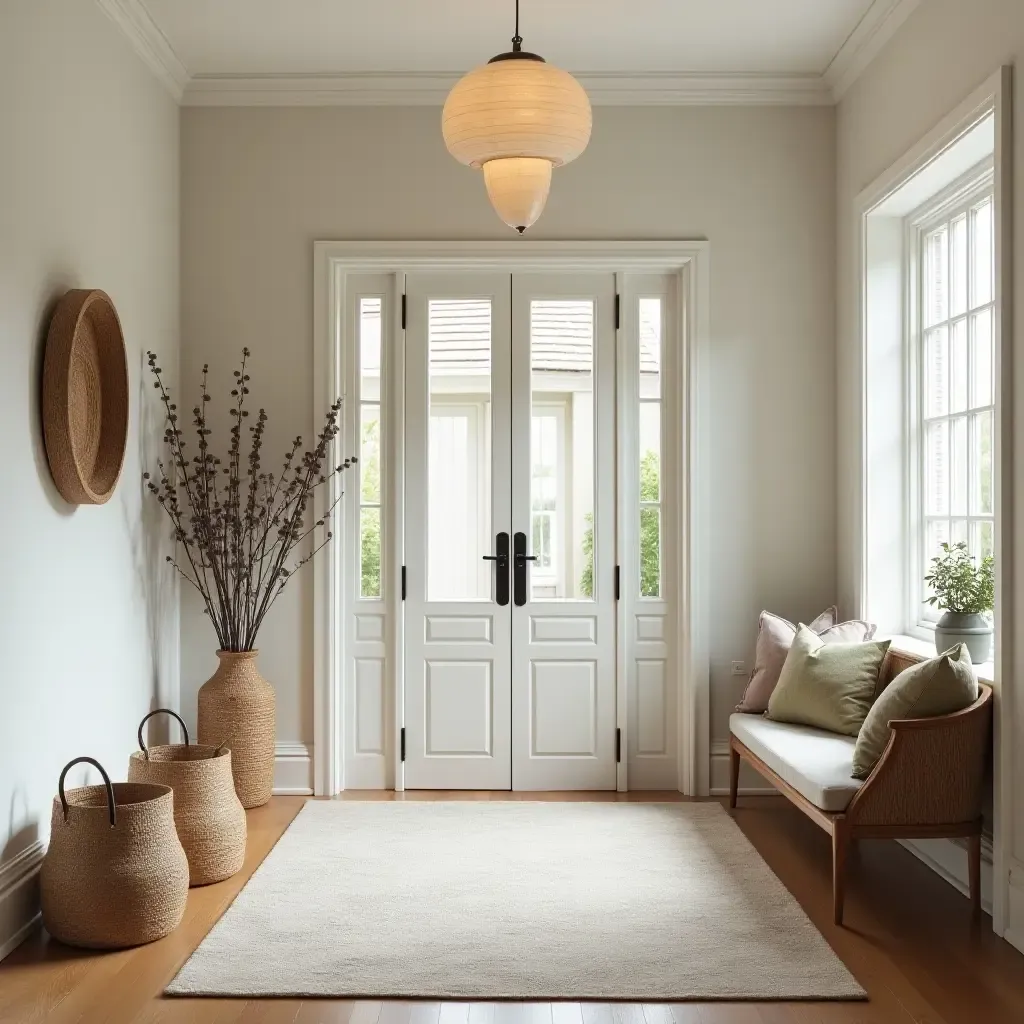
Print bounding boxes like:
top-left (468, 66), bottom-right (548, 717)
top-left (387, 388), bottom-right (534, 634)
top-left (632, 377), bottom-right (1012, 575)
top-left (735, 607), bottom-right (877, 714)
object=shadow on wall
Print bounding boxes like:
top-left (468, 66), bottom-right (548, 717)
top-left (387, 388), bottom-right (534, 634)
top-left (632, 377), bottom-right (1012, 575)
top-left (4, 789), bottom-right (39, 866)
top-left (29, 277), bottom-right (79, 517)
top-left (125, 357), bottom-right (180, 746)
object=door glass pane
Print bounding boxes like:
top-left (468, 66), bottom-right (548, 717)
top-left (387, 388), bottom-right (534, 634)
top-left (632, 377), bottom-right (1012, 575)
top-left (361, 404), bottom-right (380, 504)
top-left (639, 403), bottom-right (661, 503)
top-left (639, 508), bottom-right (661, 598)
top-left (360, 507), bottom-right (381, 599)
top-left (951, 416), bottom-right (967, 516)
top-left (531, 299), bottom-right (593, 600)
top-left (427, 299), bottom-right (491, 601)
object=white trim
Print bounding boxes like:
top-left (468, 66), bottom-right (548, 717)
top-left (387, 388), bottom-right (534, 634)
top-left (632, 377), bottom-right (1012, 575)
top-left (314, 241), bottom-right (710, 796)
top-left (0, 841), bottom-right (45, 963)
top-left (181, 71), bottom-right (831, 108)
top-left (94, 0), bottom-right (188, 101)
top-left (709, 740), bottom-right (778, 797)
top-left (852, 67), bottom-right (1014, 940)
top-left (825, 0), bottom-right (922, 101)
top-left (273, 742), bottom-right (314, 795)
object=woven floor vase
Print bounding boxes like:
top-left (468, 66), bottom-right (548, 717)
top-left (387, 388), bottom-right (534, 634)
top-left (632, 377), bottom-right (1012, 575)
top-left (128, 709), bottom-right (247, 886)
top-left (197, 651), bottom-right (275, 808)
top-left (41, 757), bottom-right (188, 949)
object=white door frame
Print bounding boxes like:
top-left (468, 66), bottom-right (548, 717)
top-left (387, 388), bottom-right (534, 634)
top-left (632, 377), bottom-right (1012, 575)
top-left (312, 241), bottom-right (711, 796)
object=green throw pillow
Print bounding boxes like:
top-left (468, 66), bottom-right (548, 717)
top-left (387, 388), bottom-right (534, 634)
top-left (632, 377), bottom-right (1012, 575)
top-left (852, 644), bottom-right (978, 779)
top-left (767, 625), bottom-right (890, 736)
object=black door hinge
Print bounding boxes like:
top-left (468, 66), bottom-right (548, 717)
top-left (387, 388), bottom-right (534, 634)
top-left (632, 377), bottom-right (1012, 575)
top-left (401, 293), bottom-right (407, 330)
top-left (616, 728), bottom-right (622, 763)
top-left (400, 727), bottom-right (406, 762)
top-left (614, 294), bottom-right (620, 330)
top-left (614, 565), bottom-right (620, 601)
top-left (401, 565), bottom-right (407, 600)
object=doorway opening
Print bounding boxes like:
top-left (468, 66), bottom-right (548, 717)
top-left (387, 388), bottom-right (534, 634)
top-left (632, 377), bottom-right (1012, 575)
top-left (313, 243), bottom-right (709, 795)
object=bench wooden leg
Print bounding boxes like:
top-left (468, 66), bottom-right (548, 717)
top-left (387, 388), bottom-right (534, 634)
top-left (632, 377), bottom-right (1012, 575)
top-left (968, 833), bottom-right (982, 917)
top-left (832, 824), bottom-right (849, 926)
top-left (728, 743), bottom-right (740, 809)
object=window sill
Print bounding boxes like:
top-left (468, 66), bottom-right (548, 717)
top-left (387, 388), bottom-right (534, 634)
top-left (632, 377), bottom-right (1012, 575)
top-left (880, 633), bottom-right (995, 684)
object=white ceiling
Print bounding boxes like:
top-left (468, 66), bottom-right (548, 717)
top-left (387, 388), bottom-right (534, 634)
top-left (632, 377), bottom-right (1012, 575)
top-left (141, 0), bottom-right (875, 76)
top-left (98, 0), bottom-right (921, 104)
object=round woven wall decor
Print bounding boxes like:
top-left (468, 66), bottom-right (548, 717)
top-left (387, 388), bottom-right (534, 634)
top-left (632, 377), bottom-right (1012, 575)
top-left (42, 289), bottom-right (129, 505)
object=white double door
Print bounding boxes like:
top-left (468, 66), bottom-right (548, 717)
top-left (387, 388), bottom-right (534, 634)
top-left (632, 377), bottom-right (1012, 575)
top-left (404, 272), bottom-right (618, 790)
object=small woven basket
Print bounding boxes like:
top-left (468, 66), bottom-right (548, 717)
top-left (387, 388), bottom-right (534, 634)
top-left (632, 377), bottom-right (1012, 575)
top-left (40, 757), bottom-right (188, 949)
top-left (128, 709), bottom-right (247, 886)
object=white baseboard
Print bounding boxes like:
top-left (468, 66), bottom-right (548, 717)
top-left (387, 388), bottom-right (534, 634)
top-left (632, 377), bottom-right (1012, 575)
top-left (0, 841), bottom-right (45, 963)
top-left (897, 835), bottom-right (994, 915)
top-left (274, 742), bottom-right (314, 795)
top-left (709, 739), bottom-right (779, 797)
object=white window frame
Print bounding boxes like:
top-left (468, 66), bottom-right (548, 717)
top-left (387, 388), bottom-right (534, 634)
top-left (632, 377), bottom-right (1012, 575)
top-left (853, 68), bottom-right (1016, 943)
top-left (905, 165), bottom-right (995, 638)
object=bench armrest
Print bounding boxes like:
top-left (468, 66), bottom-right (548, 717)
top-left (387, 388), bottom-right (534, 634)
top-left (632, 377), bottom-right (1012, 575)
top-left (845, 684), bottom-right (992, 828)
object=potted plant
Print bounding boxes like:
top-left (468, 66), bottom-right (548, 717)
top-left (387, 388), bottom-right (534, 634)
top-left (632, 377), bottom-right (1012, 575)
top-left (924, 541), bottom-right (994, 663)
top-left (144, 350), bottom-right (354, 807)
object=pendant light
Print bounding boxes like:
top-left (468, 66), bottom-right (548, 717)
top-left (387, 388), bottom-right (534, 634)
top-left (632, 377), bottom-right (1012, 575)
top-left (442, 0), bottom-right (592, 233)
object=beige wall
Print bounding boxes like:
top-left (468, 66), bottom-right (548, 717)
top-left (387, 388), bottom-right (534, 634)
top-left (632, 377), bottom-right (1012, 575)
top-left (180, 104), bottom-right (837, 756)
top-left (835, 0), bottom-right (1024, 936)
top-left (0, 0), bottom-right (180, 952)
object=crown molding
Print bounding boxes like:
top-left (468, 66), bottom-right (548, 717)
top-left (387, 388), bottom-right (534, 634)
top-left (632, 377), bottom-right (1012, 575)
top-left (96, 1), bottom-right (914, 109)
top-left (181, 70), bottom-right (832, 108)
top-left (825, 0), bottom-right (921, 101)
top-left (95, 0), bottom-right (188, 101)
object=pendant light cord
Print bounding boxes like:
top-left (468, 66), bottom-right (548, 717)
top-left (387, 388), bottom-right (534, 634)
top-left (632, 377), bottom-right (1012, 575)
top-left (512, 0), bottom-right (523, 52)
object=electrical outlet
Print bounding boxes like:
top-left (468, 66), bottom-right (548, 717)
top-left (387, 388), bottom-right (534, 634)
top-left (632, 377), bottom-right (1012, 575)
top-left (730, 660), bottom-right (747, 676)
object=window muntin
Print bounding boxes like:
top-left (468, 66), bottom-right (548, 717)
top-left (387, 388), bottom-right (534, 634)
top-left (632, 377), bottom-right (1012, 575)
top-left (916, 189), bottom-right (995, 621)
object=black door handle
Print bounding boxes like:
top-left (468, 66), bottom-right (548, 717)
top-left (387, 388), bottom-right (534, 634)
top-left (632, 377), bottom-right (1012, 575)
top-left (513, 531), bottom-right (535, 606)
top-left (483, 532), bottom-right (510, 606)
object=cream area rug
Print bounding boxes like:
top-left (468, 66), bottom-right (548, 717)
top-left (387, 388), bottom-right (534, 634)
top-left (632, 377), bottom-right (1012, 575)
top-left (167, 801), bottom-right (864, 1000)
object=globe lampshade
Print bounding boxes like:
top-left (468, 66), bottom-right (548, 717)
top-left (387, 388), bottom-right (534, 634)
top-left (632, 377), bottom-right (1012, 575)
top-left (442, 56), bottom-right (592, 232)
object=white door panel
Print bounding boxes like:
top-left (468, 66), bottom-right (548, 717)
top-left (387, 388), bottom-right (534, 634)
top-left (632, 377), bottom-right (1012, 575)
top-left (511, 274), bottom-right (618, 790)
top-left (404, 274), bottom-right (512, 789)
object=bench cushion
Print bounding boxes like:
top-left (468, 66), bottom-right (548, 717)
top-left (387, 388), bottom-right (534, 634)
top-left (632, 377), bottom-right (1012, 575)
top-left (730, 713), bottom-right (864, 812)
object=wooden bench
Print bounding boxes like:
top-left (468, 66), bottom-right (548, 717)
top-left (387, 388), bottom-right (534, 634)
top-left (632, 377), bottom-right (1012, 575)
top-left (728, 646), bottom-right (993, 925)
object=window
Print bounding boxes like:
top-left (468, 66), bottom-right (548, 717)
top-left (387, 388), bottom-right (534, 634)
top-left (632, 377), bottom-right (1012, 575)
top-left (638, 297), bottom-right (662, 598)
top-left (359, 298), bottom-right (383, 599)
top-left (912, 183), bottom-right (995, 624)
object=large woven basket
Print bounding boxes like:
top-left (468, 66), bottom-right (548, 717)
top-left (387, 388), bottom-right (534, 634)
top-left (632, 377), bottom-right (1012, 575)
top-left (128, 709), bottom-right (247, 886)
top-left (40, 757), bottom-right (188, 949)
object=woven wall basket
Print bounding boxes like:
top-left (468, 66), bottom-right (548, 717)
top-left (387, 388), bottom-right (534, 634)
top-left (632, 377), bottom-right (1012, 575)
top-left (127, 709), bottom-right (247, 886)
top-left (40, 757), bottom-right (188, 949)
top-left (42, 289), bottom-right (129, 504)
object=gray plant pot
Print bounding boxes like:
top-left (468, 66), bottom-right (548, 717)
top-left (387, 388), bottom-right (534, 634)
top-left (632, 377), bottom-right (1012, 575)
top-left (934, 611), bottom-right (993, 664)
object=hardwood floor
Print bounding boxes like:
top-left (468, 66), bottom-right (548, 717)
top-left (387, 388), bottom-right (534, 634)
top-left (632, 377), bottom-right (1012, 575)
top-left (1, 792), bottom-right (1022, 1023)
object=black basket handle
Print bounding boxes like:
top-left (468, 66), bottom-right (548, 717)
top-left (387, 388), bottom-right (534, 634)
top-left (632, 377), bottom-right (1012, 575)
top-left (58, 757), bottom-right (115, 828)
top-left (137, 708), bottom-right (189, 760)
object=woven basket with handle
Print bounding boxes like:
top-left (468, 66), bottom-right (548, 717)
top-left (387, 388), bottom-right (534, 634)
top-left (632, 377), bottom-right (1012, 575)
top-left (40, 757), bottom-right (188, 949)
top-left (127, 709), bottom-right (247, 886)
